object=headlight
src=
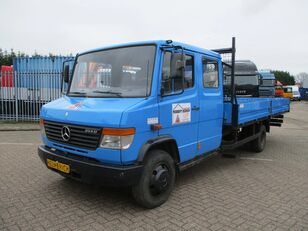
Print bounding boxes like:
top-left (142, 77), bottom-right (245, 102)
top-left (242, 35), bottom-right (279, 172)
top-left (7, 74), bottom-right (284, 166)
top-left (39, 118), bottom-right (46, 136)
top-left (100, 128), bottom-right (135, 150)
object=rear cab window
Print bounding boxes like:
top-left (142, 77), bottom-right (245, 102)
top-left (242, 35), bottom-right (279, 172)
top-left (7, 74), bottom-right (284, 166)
top-left (202, 58), bottom-right (219, 88)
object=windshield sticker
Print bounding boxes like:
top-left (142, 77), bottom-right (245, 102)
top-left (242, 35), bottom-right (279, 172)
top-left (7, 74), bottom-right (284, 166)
top-left (147, 117), bottom-right (158, 125)
top-left (67, 102), bottom-right (84, 109)
top-left (172, 103), bottom-right (191, 125)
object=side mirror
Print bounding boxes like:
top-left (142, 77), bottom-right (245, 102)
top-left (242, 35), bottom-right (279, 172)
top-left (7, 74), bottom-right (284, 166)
top-left (62, 65), bottom-right (70, 83)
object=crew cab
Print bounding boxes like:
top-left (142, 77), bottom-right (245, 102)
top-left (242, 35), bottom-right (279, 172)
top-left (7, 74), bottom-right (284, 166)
top-left (38, 38), bottom-right (290, 208)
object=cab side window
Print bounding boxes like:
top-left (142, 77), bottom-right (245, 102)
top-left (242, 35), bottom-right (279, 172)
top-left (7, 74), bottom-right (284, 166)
top-left (184, 55), bottom-right (194, 89)
top-left (161, 52), bottom-right (194, 95)
top-left (202, 58), bottom-right (219, 88)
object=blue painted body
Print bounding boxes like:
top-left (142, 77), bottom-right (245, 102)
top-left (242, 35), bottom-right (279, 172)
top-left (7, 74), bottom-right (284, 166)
top-left (299, 88), bottom-right (308, 100)
top-left (40, 40), bottom-right (290, 166)
top-left (224, 97), bottom-right (290, 125)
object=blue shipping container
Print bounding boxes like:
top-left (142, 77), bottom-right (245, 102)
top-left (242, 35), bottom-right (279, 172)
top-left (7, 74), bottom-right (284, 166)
top-left (13, 56), bottom-right (74, 89)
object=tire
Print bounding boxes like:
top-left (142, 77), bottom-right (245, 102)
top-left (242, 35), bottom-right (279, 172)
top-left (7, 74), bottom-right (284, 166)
top-left (250, 125), bottom-right (266, 153)
top-left (132, 149), bottom-right (176, 209)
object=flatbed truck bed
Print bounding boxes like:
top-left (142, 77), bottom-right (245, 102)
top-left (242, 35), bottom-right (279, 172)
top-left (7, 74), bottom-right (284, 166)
top-left (224, 97), bottom-right (290, 126)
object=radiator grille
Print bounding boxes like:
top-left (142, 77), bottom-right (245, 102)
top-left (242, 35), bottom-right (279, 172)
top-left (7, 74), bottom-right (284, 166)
top-left (44, 120), bottom-right (101, 150)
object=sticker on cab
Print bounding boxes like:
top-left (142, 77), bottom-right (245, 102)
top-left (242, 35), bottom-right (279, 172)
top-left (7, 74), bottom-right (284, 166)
top-left (67, 102), bottom-right (84, 109)
top-left (172, 103), bottom-right (191, 125)
top-left (147, 117), bottom-right (159, 125)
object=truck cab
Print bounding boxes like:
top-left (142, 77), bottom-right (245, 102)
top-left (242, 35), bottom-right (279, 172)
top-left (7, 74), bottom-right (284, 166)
top-left (275, 83), bottom-right (284, 97)
top-left (259, 70), bottom-right (276, 97)
top-left (286, 85), bottom-right (301, 101)
top-left (224, 60), bottom-right (260, 97)
top-left (283, 86), bottom-right (293, 99)
top-left (38, 39), bottom-right (289, 208)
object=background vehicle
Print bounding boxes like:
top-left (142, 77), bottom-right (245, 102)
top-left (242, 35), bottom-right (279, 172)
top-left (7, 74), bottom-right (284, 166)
top-left (299, 88), bottom-right (308, 100)
top-left (286, 85), bottom-right (301, 101)
top-left (283, 86), bottom-right (293, 99)
top-left (259, 70), bottom-right (275, 97)
top-left (38, 38), bottom-right (290, 208)
top-left (224, 60), bottom-right (260, 97)
top-left (300, 78), bottom-right (308, 100)
top-left (275, 81), bottom-right (284, 97)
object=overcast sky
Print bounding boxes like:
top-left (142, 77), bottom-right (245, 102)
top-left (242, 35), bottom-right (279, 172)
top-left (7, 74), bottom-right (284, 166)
top-left (0, 0), bottom-right (307, 75)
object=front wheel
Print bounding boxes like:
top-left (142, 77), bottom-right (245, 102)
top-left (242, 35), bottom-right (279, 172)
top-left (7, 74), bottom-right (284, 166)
top-left (132, 149), bottom-right (176, 209)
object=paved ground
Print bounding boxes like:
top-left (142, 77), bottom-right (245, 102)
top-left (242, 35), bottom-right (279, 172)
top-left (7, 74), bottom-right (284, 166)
top-left (0, 102), bottom-right (307, 231)
top-left (0, 122), bottom-right (39, 131)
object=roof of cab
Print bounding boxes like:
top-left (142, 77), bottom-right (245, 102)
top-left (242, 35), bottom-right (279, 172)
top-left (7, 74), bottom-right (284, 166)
top-left (78, 40), bottom-right (221, 59)
top-left (259, 70), bottom-right (276, 79)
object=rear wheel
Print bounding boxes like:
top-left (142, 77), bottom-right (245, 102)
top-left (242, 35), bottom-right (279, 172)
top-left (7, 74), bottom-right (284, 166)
top-left (250, 125), bottom-right (266, 153)
top-left (132, 149), bottom-right (175, 209)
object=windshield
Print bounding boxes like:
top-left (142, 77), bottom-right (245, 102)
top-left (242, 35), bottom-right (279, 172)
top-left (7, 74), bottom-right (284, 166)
top-left (262, 79), bottom-right (275, 86)
top-left (68, 45), bottom-right (156, 97)
top-left (234, 75), bottom-right (259, 85)
top-left (283, 87), bottom-right (292, 93)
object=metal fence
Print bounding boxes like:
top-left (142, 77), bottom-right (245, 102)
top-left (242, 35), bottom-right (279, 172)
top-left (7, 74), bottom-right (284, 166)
top-left (0, 56), bottom-right (73, 122)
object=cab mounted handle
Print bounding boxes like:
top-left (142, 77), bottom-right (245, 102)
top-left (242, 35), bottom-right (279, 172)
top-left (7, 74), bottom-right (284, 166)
top-left (192, 106), bottom-right (200, 111)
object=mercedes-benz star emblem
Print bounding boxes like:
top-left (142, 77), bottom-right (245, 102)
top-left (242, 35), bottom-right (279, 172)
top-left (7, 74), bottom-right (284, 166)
top-left (61, 126), bottom-right (71, 141)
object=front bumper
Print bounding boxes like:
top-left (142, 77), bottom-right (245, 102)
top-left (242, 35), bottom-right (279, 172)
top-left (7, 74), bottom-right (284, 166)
top-left (38, 145), bottom-right (143, 187)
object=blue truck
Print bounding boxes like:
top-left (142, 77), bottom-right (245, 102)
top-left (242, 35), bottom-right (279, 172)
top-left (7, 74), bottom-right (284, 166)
top-left (38, 38), bottom-right (290, 208)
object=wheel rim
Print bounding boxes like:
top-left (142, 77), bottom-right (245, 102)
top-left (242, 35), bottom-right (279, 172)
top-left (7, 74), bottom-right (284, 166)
top-left (149, 164), bottom-right (171, 196)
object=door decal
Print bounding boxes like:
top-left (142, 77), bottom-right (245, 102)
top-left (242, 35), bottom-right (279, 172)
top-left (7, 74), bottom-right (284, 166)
top-left (172, 103), bottom-right (191, 125)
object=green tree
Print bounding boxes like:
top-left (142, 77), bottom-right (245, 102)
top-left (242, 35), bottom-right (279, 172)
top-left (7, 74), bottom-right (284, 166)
top-left (272, 70), bottom-right (295, 85)
top-left (0, 48), bottom-right (41, 67)
top-left (0, 49), bottom-right (15, 66)
top-left (0, 48), bottom-right (27, 67)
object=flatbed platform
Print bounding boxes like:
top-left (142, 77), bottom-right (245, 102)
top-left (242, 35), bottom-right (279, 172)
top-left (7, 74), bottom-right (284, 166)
top-left (224, 97), bottom-right (290, 126)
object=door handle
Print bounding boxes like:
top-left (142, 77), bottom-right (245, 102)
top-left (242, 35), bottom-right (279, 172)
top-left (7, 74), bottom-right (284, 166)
top-left (192, 106), bottom-right (200, 111)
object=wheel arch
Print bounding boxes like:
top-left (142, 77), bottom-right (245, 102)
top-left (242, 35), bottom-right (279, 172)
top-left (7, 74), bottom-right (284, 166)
top-left (137, 135), bottom-right (180, 164)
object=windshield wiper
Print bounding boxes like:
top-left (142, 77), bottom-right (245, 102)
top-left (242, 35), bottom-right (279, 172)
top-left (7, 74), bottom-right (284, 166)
top-left (68, 91), bottom-right (87, 95)
top-left (92, 90), bottom-right (122, 97)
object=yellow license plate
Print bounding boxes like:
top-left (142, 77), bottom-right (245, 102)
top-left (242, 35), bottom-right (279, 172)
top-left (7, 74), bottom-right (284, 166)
top-left (47, 159), bottom-right (70, 174)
